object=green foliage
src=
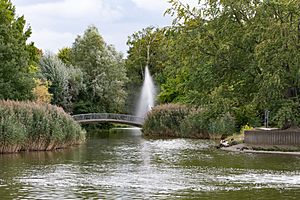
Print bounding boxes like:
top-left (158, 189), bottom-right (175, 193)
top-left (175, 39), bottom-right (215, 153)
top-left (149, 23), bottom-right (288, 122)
top-left (0, 100), bottom-right (85, 153)
top-left (208, 113), bottom-right (236, 137)
top-left (129, 0), bottom-right (300, 129)
top-left (0, 113), bottom-right (26, 151)
top-left (143, 104), bottom-right (235, 138)
top-left (179, 109), bottom-right (210, 139)
top-left (0, 0), bottom-right (37, 100)
top-left (143, 104), bottom-right (190, 137)
top-left (70, 26), bottom-right (127, 113)
top-left (40, 53), bottom-right (70, 111)
top-left (233, 104), bottom-right (260, 130)
top-left (39, 53), bottom-right (84, 112)
top-left (57, 47), bottom-right (72, 66)
top-left (240, 124), bottom-right (253, 135)
top-left (181, 109), bottom-right (236, 138)
top-left (272, 100), bottom-right (300, 129)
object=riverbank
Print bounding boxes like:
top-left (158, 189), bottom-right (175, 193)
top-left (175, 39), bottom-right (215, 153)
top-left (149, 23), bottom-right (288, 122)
top-left (221, 143), bottom-right (300, 156)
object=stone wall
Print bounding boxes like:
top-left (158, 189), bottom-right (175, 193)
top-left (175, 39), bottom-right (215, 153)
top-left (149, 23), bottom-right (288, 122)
top-left (244, 129), bottom-right (300, 145)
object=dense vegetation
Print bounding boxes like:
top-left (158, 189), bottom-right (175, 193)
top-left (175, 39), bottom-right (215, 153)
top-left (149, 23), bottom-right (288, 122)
top-left (0, 0), bottom-right (127, 115)
top-left (0, 0), bottom-right (39, 100)
top-left (41, 26), bottom-right (128, 114)
top-left (127, 0), bottom-right (300, 134)
top-left (0, 0), bottom-right (127, 152)
top-left (2, 0), bottom-right (300, 142)
top-left (143, 104), bottom-right (235, 139)
top-left (0, 100), bottom-right (85, 153)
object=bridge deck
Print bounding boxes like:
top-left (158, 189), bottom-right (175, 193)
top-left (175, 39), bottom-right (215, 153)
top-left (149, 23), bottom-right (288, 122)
top-left (72, 113), bottom-right (144, 127)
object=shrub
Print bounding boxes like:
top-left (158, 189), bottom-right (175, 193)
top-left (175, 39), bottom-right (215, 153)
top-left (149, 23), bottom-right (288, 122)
top-left (233, 104), bottom-right (260, 129)
top-left (143, 104), bottom-right (190, 137)
top-left (143, 103), bottom-right (236, 139)
top-left (272, 100), bottom-right (300, 129)
top-left (240, 124), bottom-right (253, 134)
top-left (179, 108), bottom-right (210, 139)
top-left (208, 112), bottom-right (236, 137)
top-left (0, 100), bottom-right (85, 153)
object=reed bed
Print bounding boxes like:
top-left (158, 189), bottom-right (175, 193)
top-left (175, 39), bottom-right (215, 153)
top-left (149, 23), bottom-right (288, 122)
top-left (143, 104), bottom-right (190, 138)
top-left (143, 104), bottom-right (235, 139)
top-left (0, 100), bottom-right (85, 153)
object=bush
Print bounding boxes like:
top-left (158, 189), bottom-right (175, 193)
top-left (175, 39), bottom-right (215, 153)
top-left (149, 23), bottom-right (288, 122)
top-left (272, 100), bottom-right (300, 129)
top-left (179, 108), bottom-right (210, 139)
top-left (143, 103), bottom-right (236, 139)
top-left (143, 104), bottom-right (190, 137)
top-left (233, 104), bottom-right (260, 130)
top-left (0, 100), bottom-right (85, 153)
top-left (207, 112), bottom-right (236, 138)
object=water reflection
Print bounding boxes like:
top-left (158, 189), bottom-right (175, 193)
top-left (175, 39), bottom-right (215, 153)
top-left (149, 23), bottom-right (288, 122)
top-left (0, 128), bottom-right (299, 199)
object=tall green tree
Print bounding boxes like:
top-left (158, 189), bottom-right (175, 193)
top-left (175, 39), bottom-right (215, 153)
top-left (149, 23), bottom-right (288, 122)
top-left (126, 27), bottom-right (167, 83)
top-left (164, 0), bottom-right (300, 128)
top-left (0, 0), bottom-right (37, 100)
top-left (39, 53), bottom-right (84, 113)
top-left (70, 26), bottom-right (127, 113)
top-left (126, 0), bottom-right (300, 129)
top-left (125, 27), bottom-right (168, 112)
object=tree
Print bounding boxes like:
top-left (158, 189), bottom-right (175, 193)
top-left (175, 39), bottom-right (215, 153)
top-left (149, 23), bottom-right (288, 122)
top-left (58, 47), bottom-right (72, 66)
top-left (126, 27), bottom-right (170, 84)
top-left (32, 78), bottom-right (52, 104)
top-left (163, 0), bottom-right (300, 128)
top-left (125, 27), bottom-right (173, 113)
top-left (70, 26), bottom-right (127, 113)
top-left (125, 0), bottom-right (300, 129)
top-left (40, 53), bottom-right (71, 110)
top-left (39, 53), bottom-right (84, 112)
top-left (0, 0), bottom-right (37, 100)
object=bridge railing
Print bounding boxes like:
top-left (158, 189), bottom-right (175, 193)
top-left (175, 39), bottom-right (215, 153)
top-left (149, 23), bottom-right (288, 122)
top-left (72, 113), bottom-right (145, 125)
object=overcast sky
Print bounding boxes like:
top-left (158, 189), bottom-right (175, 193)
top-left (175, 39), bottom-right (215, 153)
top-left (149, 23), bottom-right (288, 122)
top-left (11, 0), bottom-right (198, 55)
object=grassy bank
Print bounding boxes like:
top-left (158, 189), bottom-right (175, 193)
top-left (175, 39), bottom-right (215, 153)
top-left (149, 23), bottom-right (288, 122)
top-left (142, 104), bottom-right (235, 139)
top-left (0, 100), bottom-right (85, 153)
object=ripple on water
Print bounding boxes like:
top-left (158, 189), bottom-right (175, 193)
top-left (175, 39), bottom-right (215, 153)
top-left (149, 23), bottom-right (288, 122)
top-left (0, 178), bottom-right (6, 187)
top-left (1, 131), bottom-right (300, 199)
top-left (15, 161), bottom-right (300, 199)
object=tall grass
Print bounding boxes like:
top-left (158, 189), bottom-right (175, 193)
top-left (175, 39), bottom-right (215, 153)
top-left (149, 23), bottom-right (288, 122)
top-left (0, 100), bottom-right (85, 153)
top-left (143, 104), bottom-right (236, 139)
top-left (143, 104), bottom-right (190, 138)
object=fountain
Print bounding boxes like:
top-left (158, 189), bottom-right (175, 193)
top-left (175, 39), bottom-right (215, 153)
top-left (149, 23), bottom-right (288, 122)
top-left (135, 66), bottom-right (156, 117)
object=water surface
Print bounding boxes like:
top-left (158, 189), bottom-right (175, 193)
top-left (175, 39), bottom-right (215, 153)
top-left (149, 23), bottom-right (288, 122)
top-left (0, 128), bottom-right (299, 199)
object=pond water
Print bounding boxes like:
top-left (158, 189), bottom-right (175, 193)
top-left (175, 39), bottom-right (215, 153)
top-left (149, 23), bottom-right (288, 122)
top-left (0, 128), bottom-right (299, 199)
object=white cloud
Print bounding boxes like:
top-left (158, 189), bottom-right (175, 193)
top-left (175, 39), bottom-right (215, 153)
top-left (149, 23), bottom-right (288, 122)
top-left (182, 0), bottom-right (201, 8)
top-left (131, 0), bottom-right (200, 12)
top-left (131, 0), bottom-right (169, 12)
top-left (17, 0), bottom-right (122, 23)
top-left (30, 29), bottom-right (76, 53)
top-left (11, 0), bottom-right (174, 53)
top-left (12, 0), bottom-right (124, 52)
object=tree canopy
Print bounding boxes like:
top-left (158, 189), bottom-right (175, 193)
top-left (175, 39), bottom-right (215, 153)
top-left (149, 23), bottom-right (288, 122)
top-left (126, 0), bottom-right (300, 129)
top-left (0, 0), bottom-right (38, 100)
top-left (70, 26), bottom-right (127, 113)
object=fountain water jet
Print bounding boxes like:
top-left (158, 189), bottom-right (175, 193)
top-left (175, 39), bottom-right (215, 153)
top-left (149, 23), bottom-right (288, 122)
top-left (135, 66), bottom-right (156, 117)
